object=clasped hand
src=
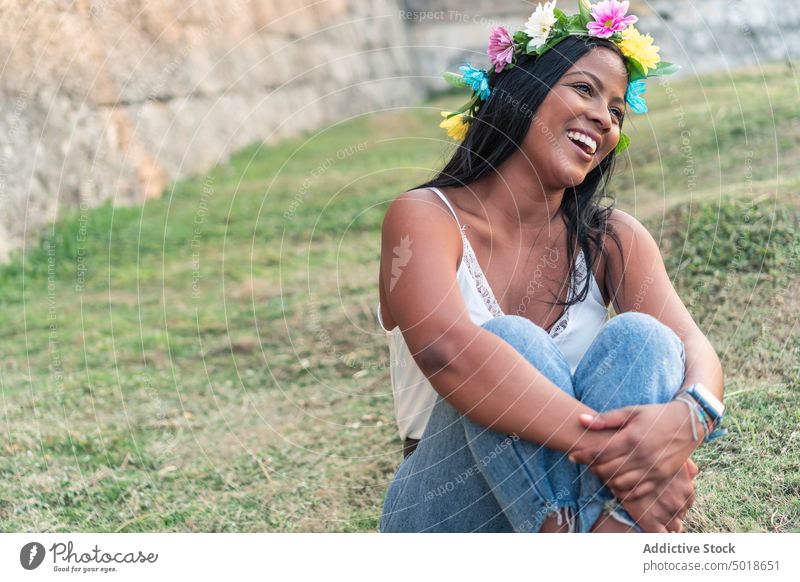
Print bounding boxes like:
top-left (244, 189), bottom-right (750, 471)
top-left (568, 400), bottom-right (702, 501)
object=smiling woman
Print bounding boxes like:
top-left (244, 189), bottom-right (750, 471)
top-left (376, 2), bottom-right (725, 534)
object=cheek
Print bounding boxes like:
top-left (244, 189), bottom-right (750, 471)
top-left (603, 127), bottom-right (622, 156)
top-left (521, 121), bottom-right (556, 161)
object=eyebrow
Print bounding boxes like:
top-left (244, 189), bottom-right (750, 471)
top-left (563, 71), bottom-right (625, 105)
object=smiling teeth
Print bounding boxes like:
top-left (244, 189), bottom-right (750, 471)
top-left (567, 131), bottom-right (597, 155)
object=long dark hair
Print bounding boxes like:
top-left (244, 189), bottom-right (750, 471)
top-left (415, 35), bottom-right (626, 314)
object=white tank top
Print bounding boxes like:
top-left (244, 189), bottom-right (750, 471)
top-left (376, 186), bottom-right (609, 440)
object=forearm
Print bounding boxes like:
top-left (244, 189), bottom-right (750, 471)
top-left (417, 324), bottom-right (605, 454)
top-left (680, 334), bottom-right (724, 402)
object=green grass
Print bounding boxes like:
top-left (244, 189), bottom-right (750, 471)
top-left (0, 62), bottom-right (798, 532)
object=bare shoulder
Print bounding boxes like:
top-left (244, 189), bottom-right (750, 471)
top-left (602, 208), bottom-right (665, 311)
top-left (378, 187), bottom-right (466, 334)
top-left (605, 207), bottom-right (661, 257)
top-left (384, 188), bottom-right (460, 230)
top-left (607, 207), bottom-right (650, 238)
top-left (381, 188), bottom-right (463, 262)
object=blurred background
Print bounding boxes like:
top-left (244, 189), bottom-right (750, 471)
top-left (0, 0), bottom-right (798, 532)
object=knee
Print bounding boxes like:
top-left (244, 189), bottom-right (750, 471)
top-left (602, 312), bottom-right (685, 366)
top-left (480, 315), bottom-right (555, 357)
top-left (481, 314), bottom-right (550, 343)
top-left (577, 312), bottom-right (686, 408)
top-left (480, 315), bottom-right (573, 393)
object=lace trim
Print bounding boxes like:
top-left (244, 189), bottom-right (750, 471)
top-left (549, 310), bottom-right (570, 339)
top-left (572, 246), bottom-right (589, 290)
top-left (460, 225), bottom-right (504, 318)
top-left (549, 249), bottom-right (590, 338)
top-left (461, 224), bottom-right (588, 339)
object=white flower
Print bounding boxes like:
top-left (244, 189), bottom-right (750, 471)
top-left (524, 1), bottom-right (558, 49)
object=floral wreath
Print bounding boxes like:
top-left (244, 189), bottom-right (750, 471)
top-left (439, 0), bottom-right (679, 153)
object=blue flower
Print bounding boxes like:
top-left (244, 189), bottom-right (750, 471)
top-left (459, 64), bottom-right (491, 101)
top-left (625, 79), bottom-right (648, 114)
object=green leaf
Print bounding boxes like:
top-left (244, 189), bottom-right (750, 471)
top-left (527, 39), bottom-right (542, 54)
top-left (626, 58), bottom-right (647, 82)
top-left (442, 72), bottom-right (469, 89)
top-left (513, 30), bottom-right (530, 45)
top-left (648, 60), bottom-right (682, 78)
top-left (446, 93), bottom-right (480, 119)
top-left (614, 132), bottom-right (631, 154)
top-left (553, 8), bottom-right (569, 27)
top-left (533, 31), bottom-right (568, 55)
top-left (578, 0), bottom-right (592, 26)
top-left (567, 14), bottom-right (585, 28)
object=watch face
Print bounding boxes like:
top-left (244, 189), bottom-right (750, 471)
top-left (691, 383), bottom-right (724, 418)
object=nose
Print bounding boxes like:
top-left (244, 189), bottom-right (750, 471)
top-left (586, 98), bottom-right (613, 133)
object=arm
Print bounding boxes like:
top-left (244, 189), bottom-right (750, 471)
top-left (569, 209), bottom-right (725, 492)
top-left (380, 190), bottom-right (610, 453)
top-left (605, 209), bottom-right (723, 399)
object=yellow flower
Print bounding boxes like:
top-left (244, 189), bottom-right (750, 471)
top-left (617, 27), bottom-right (660, 75)
top-left (439, 111), bottom-right (470, 141)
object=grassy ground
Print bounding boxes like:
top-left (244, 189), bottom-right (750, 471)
top-left (0, 62), bottom-right (798, 532)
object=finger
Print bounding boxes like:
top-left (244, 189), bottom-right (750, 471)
top-left (669, 518), bottom-right (683, 533)
top-left (617, 479), bottom-right (658, 502)
top-left (681, 486), bottom-right (696, 518)
top-left (609, 469), bottom-right (648, 492)
top-left (569, 445), bottom-right (618, 466)
top-left (677, 503), bottom-right (690, 522)
top-left (572, 434), bottom-right (635, 466)
top-left (587, 458), bottom-right (628, 482)
top-left (568, 448), bottom-right (591, 464)
top-left (686, 459), bottom-right (699, 479)
top-left (662, 491), bottom-right (689, 531)
top-left (644, 516), bottom-right (669, 534)
top-left (578, 407), bottom-right (636, 430)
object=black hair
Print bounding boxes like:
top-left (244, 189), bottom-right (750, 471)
top-left (414, 35), bottom-right (627, 321)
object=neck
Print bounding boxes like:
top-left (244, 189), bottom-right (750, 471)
top-left (470, 150), bottom-right (565, 232)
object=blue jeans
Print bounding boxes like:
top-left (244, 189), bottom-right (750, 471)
top-left (378, 312), bottom-right (686, 533)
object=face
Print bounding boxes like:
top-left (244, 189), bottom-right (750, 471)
top-left (521, 47), bottom-right (628, 188)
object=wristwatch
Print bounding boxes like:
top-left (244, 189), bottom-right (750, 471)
top-left (685, 383), bottom-right (724, 423)
top-left (682, 382), bottom-right (727, 443)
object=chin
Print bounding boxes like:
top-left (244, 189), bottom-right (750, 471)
top-left (557, 167), bottom-right (591, 188)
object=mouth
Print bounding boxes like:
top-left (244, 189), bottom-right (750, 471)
top-left (566, 130), bottom-right (599, 161)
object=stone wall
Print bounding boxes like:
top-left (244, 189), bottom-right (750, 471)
top-left (403, 0), bottom-right (800, 90)
top-left (1, 0), bottom-right (798, 260)
top-left (633, 0), bottom-right (800, 75)
top-left (0, 0), bottom-right (417, 261)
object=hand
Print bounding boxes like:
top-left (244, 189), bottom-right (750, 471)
top-left (615, 458), bottom-right (699, 503)
top-left (615, 460), bottom-right (698, 533)
top-left (569, 401), bottom-right (702, 494)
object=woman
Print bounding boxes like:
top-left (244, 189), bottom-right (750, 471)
top-left (376, 3), bottom-right (725, 533)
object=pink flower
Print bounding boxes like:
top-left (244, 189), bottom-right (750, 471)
top-left (487, 26), bottom-right (514, 73)
top-left (587, 0), bottom-right (638, 39)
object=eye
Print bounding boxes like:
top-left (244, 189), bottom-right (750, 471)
top-left (573, 82), bottom-right (624, 123)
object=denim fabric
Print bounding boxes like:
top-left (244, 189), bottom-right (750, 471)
top-left (378, 312), bottom-right (686, 533)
